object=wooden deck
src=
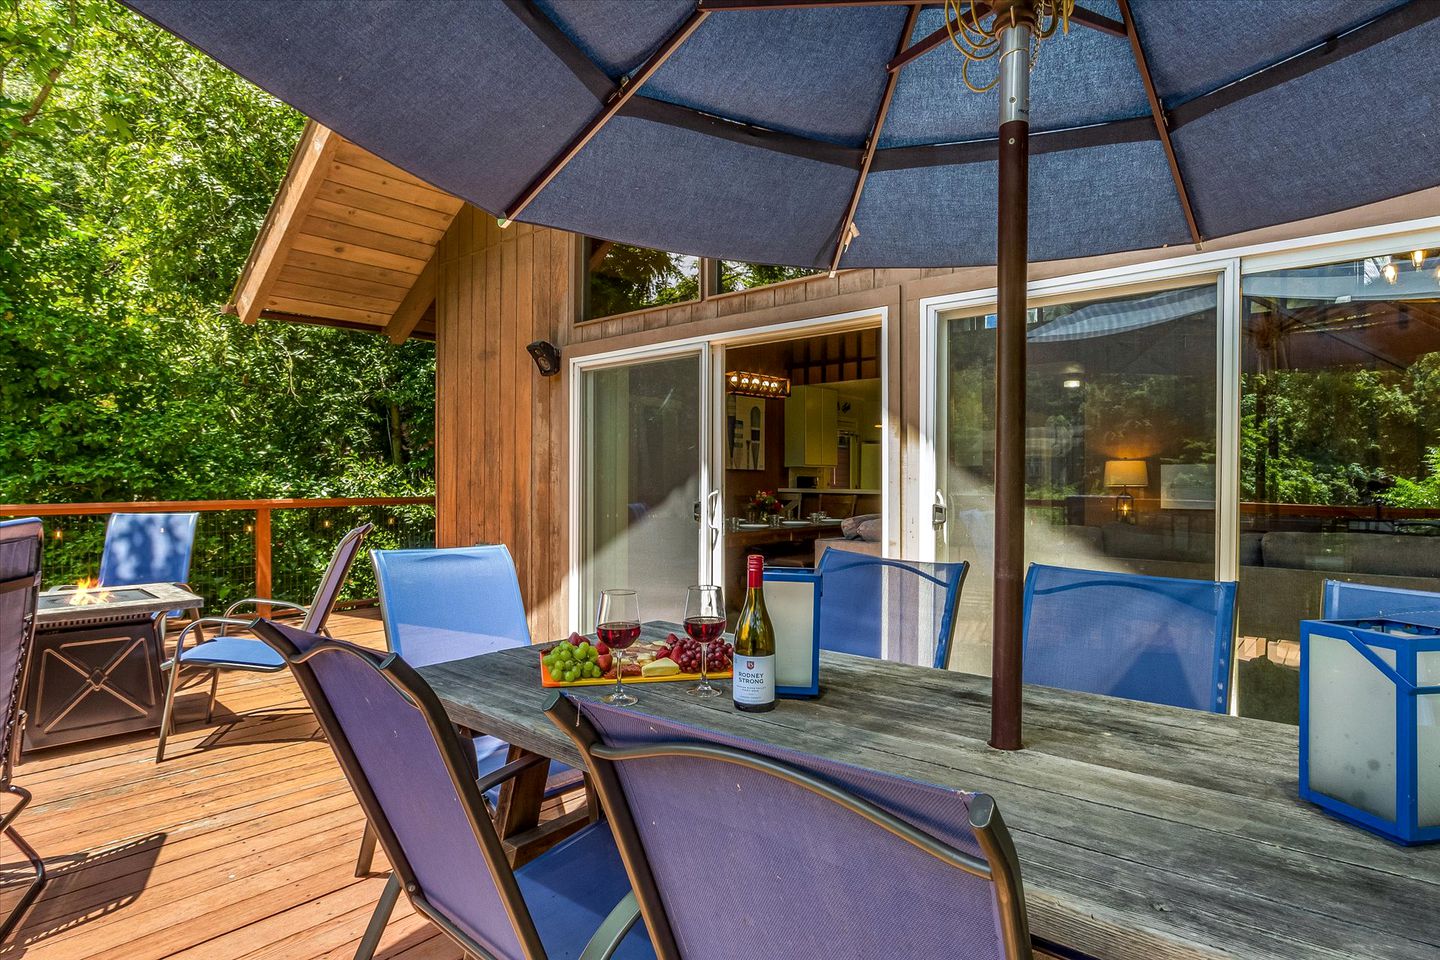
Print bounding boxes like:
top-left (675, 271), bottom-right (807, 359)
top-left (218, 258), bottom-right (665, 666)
top-left (2, 608), bottom-right (563, 960)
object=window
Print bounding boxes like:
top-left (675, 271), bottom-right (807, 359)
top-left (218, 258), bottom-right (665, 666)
top-left (717, 261), bottom-right (821, 294)
top-left (581, 240), bottom-right (825, 321)
top-left (584, 239), bottom-right (699, 320)
top-left (1236, 250), bottom-right (1440, 723)
top-left (934, 282), bottom-right (1220, 675)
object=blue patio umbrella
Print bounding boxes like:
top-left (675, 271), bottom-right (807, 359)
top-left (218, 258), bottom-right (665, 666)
top-left (126, 0), bottom-right (1440, 747)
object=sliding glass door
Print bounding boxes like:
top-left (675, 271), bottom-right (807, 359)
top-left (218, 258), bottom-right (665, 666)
top-left (577, 350), bottom-right (706, 630)
top-left (930, 279), bottom-right (1222, 675)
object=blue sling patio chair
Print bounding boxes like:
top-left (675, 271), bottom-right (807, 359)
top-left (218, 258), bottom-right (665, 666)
top-left (51, 512), bottom-right (201, 621)
top-left (815, 549), bottom-right (968, 669)
top-left (1022, 564), bottom-right (1237, 713)
top-left (155, 522), bottom-right (371, 762)
top-left (250, 619), bottom-right (656, 960)
top-left (0, 519), bottom-right (46, 941)
top-left (1322, 580), bottom-right (1440, 624)
top-left (545, 693), bottom-right (1032, 960)
top-left (354, 545), bottom-right (583, 875)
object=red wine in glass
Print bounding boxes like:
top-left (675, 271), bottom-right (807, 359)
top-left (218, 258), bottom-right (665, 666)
top-left (597, 589), bottom-right (640, 705)
top-left (683, 616), bottom-right (725, 644)
top-left (597, 621), bottom-right (642, 649)
top-left (684, 585), bottom-right (725, 699)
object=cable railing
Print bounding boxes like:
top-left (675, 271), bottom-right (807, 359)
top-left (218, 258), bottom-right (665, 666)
top-left (0, 497), bottom-right (435, 609)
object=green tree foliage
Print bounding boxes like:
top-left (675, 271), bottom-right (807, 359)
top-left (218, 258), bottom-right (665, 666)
top-left (0, 0), bottom-right (435, 506)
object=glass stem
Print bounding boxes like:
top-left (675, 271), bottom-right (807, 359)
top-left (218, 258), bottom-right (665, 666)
top-left (700, 642), bottom-right (708, 687)
top-left (614, 652), bottom-right (625, 698)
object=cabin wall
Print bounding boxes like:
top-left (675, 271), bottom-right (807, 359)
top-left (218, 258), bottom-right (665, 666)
top-left (434, 207), bottom-right (575, 642)
top-left (432, 186), bottom-right (1440, 640)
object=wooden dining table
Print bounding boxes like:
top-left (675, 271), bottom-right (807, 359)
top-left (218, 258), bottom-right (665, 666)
top-left (418, 621), bottom-right (1440, 960)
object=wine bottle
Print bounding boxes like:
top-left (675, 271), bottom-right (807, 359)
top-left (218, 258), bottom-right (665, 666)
top-left (732, 554), bottom-right (776, 713)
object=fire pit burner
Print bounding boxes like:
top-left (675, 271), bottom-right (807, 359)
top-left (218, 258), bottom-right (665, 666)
top-left (38, 586), bottom-right (157, 612)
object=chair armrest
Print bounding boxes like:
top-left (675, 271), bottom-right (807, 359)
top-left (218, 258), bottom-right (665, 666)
top-left (474, 752), bottom-right (549, 796)
top-left (172, 617), bottom-right (258, 657)
top-left (578, 890), bottom-right (642, 960)
top-left (222, 597), bottom-right (309, 620)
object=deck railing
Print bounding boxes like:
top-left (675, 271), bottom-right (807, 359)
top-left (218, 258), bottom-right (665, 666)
top-left (0, 497), bottom-right (435, 608)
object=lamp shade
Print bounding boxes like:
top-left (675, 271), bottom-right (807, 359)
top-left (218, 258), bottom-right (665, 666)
top-left (1103, 460), bottom-right (1149, 489)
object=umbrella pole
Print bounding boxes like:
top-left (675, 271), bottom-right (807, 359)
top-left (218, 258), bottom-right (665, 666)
top-left (991, 18), bottom-right (1031, 751)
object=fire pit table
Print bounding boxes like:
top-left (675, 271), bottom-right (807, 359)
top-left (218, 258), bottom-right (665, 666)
top-left (27, 582), bottom-right (203, 751)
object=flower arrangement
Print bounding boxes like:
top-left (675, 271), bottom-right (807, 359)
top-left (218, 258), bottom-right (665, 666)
top-left (748, 490), bottom-right (783, 515)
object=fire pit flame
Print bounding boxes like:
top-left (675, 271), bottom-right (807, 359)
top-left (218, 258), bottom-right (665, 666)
top-left (69, 577), bottom-right (113, 606)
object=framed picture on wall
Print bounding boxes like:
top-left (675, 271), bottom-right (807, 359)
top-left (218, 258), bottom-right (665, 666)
top-left (727, 395), bottom-right (765, 470)
top-left (1161, 463), bottom-right (1215, 510)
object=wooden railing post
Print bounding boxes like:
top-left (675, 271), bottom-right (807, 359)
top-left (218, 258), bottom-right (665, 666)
top-left (255, 507), bottom-right (272, 615)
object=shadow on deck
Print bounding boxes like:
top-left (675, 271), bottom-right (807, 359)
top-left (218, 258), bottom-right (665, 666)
top-left (0, 609), bottom-right (567, 960)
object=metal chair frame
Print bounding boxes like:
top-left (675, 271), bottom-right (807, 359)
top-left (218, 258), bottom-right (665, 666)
top-left (0, 519), bottom-right (46, 942)
top-left (155, 523), bottom-right (371, 761)
top-left (545, 692), bottom-right (1032, 960)
top-left (250, 622), bottom-right (641, 960)
top-left (815, 551), bottom-right (969, 670)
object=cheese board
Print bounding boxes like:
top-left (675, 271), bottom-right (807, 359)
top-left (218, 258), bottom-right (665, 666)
top-left (538, 627), bottom-right (734, 688)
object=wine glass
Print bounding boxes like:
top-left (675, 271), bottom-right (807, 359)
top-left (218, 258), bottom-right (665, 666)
top-left (596, 588), bottom-right (641, 706)
top-left (684, 585), bottom-right (725, 699)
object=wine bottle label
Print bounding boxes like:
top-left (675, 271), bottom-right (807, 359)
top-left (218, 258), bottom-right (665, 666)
top-left (732, 654), bottom-right (775, 706)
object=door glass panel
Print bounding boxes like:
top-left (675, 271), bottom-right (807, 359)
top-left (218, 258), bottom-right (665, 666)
top-left (1238, 251), bottom-right (1440, 724)
top-left (579, 354), bottom-right (702, 629)
top-left (935, 283), bottom-right (1220, 675)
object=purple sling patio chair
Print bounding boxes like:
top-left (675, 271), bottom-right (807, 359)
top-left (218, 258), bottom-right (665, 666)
top-left (546, 693), bottom-right (1032, 960)
top-left (155, 522), bottom-right (371, 761)
top-left (0, 518), bottom-right (46, 941)
top-left (249, 619), bottom-right (656, 960)
top-left (354, 545), bottom-right (582, 876)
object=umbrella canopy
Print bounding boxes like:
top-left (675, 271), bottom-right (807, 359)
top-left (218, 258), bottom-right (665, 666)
top-left (126, 0), bottom-right (1440, 271)
top-left (127, 0), bottom-right (1440, 748)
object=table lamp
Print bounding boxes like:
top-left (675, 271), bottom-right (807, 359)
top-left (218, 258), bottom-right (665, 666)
top-left (1103, 459), bottom-right (1148, 523)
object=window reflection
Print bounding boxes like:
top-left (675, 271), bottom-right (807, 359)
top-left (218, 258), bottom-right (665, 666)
top-left (585, 239), bottom-right (699, 320)
top-left (1238, 251), bottom-right (1440, 723)
top-left (937, 284), bottom-right (1219, 675)
top-left (717, 261), bottom-right (821, 294)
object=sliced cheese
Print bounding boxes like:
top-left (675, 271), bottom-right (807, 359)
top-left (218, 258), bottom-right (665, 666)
top-left (641, 657), bottom-right (680, 678)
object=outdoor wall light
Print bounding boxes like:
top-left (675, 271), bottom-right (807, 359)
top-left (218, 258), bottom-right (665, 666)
top-left (1062, 378), bottom-right (1082, 389)
top-left (1383, 261), bottom-right (1399, 284)
top-left (1413, 249), bottom-right (1428, 269)
top-left (1104, 459), bottom-right (1148, 524)
top-left (726, 371), bottom-right (791, 399)
top-left (526, 340), bottom-right (562, 377)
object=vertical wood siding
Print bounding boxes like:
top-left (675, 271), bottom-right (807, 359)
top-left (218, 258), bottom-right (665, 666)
top-left (435, 208), bottom-right (574, 642)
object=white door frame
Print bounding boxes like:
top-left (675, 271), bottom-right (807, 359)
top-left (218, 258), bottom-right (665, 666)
top-left (705, 306), bottom-right (892, 581)
top-left (914, 259), bottom-right (1239, 577)
top-left (912, 214), bottom-right (1440, 573)
top-left (566, 307), bottom-right (891, 630)
top-left (567, 341), bottom-right (713, 632)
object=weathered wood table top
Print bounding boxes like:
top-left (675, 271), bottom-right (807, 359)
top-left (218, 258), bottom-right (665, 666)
top-left (420, 622), bottom-right (1440, 960)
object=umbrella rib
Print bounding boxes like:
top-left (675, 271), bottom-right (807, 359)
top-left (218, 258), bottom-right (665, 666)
top-left (828, 2), bottom-right (924, 276)
top-left (886, 3), bottom-right (993, 73)
top-left (500, 6), bottom-right (711, 226)
top-left (1117, 0), bottom-right (1202, 248)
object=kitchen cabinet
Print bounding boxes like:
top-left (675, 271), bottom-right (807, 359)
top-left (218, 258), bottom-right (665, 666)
top-left (784, 385), bottom-right (837, 466)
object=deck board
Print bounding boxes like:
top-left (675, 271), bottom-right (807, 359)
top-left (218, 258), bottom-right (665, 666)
top-left (0, 609), bottom-right (569, 960)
